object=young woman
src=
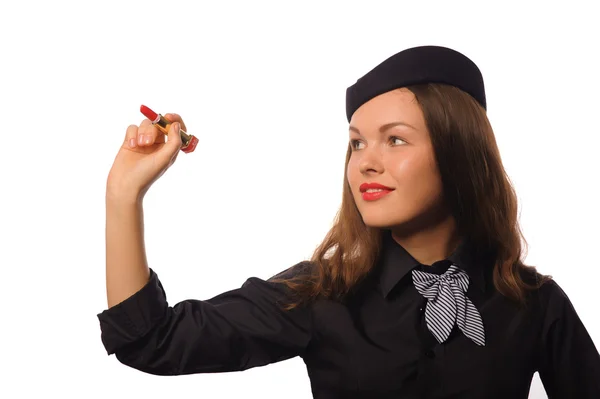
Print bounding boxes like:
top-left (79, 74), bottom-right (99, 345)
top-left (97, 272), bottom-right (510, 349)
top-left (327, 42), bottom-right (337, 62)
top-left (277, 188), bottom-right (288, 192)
top-left (99, 45), bottom-right (600, 398)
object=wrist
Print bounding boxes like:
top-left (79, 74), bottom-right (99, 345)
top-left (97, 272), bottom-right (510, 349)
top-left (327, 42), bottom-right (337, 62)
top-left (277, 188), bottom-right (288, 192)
top-left (106, 188), bottom-right (144, 207)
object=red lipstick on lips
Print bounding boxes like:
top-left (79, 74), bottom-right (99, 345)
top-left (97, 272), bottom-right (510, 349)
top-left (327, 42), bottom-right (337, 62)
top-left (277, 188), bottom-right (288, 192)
top-left (359, 182), bottom-right (394, 201)
top-left (140, 105), bottom-right (199, 153)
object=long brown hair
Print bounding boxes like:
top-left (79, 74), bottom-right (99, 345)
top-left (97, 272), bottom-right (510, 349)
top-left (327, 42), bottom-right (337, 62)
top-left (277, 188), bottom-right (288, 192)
top-left (273, 83), bottom-right (551, 310)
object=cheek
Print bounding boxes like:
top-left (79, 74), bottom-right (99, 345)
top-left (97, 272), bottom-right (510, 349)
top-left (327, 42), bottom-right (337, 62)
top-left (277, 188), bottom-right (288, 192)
top-left (390, 157), bottom-right (442, 198)
top-left (346, 158), bottom-right (358, 183)
top-left (387, 155), bottom-right (420, 180)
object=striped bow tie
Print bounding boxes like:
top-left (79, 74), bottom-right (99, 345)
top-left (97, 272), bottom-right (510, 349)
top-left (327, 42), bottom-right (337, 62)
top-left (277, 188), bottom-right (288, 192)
top-left (412, 264), bottom-right (485, 346)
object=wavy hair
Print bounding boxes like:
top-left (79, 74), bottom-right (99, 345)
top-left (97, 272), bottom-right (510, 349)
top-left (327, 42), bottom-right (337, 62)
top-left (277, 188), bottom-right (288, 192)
top-left (272, 83), bottom-right (551, 310)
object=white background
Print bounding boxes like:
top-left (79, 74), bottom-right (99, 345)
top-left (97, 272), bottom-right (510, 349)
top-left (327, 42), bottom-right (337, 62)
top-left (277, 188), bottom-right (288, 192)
top-left (1, 1), bottom-right (598, 398)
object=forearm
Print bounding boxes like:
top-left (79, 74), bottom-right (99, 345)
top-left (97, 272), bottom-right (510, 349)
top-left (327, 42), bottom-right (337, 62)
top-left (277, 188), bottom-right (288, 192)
top-left (105, 194), bottom-right (150, 309)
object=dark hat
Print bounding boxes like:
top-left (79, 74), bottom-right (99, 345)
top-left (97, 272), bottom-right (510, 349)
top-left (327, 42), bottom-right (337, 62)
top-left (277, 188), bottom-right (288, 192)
top-left (345, 45), bottom-right (486, 122)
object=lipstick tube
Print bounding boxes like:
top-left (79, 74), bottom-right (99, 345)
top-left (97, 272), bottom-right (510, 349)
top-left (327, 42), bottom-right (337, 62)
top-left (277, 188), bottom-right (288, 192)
top-left (140, 104), bottom-right (199, 154)
top-left (149, 113), bottom-right (199, 153)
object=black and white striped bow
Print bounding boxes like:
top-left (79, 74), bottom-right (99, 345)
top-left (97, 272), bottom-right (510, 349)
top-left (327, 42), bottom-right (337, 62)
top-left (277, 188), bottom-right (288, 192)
top-left (412, 264), bottom-right (485, 346)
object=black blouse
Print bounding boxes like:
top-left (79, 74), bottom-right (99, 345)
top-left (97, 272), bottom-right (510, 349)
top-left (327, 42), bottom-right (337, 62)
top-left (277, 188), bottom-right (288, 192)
top-left (97, 230), bottom-right (600, 398)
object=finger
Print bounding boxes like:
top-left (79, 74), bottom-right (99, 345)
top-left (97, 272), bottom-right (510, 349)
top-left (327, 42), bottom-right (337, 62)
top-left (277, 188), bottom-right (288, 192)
top-left (125, 124), bottom-right (139, 148)
top-left (137, 119), bottom-right (164, 146)
top-left (163, 113), bottom-right (187, 132)
top-left (153, 122), bottom-right (181, 168)
top-left (160, 122), bottom-right (183, 161)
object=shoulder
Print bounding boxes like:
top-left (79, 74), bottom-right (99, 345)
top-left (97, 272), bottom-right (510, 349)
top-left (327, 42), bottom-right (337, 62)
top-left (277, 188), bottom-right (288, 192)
top-left (267, 260), bottom-right (316, 282)
top-left (236, 261), bottom-right (316, 303)
top-left (536, 278), bottom-right (570, 308)
top-left (517, 265), bottom-right (563, 300)
top-left (521, 270), bottom-right (576, 322)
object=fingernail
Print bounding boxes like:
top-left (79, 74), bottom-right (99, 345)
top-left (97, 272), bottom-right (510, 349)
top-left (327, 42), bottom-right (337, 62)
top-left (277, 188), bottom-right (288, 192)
top-left (129, 138), bottom-right (136, 148)
top-left (138, 135), bottom-right (144, 145)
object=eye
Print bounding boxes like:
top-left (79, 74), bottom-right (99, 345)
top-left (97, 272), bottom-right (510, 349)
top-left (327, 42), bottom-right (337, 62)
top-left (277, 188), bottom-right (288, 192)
top-left (350, 139), bottom-right (364, 150)
top-left (349, 136), bottom-right (406, 151)
top-left (389, 136), bottom-right (406, 145)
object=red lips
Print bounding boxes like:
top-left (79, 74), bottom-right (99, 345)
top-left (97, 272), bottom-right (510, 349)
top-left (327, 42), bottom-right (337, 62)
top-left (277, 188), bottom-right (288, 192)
top-left (359, 182), bottom-right (394, 192)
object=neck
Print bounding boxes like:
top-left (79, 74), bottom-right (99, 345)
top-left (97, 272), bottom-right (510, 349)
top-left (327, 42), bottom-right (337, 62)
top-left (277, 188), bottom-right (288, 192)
top-left (390, 211), bottom-right (461, 266)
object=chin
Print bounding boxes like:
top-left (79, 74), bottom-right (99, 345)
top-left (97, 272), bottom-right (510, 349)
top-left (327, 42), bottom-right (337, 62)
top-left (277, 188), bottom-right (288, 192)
top-left (360, 213), bottom-right (407, 229)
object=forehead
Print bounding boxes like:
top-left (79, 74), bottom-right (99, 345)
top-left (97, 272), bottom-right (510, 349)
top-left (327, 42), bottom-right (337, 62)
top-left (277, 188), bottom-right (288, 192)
top-left (349, 88), bottom-right (424, 132)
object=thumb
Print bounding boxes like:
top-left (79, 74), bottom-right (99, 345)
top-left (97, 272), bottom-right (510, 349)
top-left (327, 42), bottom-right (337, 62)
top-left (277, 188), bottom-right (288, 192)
top-left (153, 122), bottom-right (182, 169)
top-left (163, 121), bottom-right (183, 157)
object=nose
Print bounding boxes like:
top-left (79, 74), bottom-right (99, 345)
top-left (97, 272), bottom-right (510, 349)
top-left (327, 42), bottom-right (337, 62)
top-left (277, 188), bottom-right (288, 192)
top-left (359, 147), bottom-right (384, 174)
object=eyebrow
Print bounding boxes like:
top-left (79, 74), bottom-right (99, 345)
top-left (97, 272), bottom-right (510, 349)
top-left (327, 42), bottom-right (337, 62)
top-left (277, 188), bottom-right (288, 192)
top-left (349, 121), bottom-right (416, 135)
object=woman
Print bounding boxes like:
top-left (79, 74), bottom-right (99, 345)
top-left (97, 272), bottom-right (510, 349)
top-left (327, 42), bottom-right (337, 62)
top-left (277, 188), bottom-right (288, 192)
top-left (99, 45), bottom-right (600, 398)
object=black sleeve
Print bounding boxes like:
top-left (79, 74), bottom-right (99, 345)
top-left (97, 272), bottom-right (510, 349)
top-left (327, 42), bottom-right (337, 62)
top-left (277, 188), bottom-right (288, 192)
top-left (96, 262), bottom-right (314, 376)
top-left (537, 279), bottom-right (600, 397)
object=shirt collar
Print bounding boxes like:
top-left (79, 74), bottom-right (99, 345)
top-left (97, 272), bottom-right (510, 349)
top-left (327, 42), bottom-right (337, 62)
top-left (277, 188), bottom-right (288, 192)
top-left (377, 229), bottom-right (492, 298)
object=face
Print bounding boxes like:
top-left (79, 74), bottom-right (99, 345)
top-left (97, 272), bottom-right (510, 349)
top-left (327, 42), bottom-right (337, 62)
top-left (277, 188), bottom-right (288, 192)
top-left (347, 88), bottom-right (447, 233)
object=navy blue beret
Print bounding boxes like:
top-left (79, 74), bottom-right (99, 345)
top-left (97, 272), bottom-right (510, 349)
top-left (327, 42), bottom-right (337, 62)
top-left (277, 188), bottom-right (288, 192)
top-left (345, 45), bottom-right (486, 122)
